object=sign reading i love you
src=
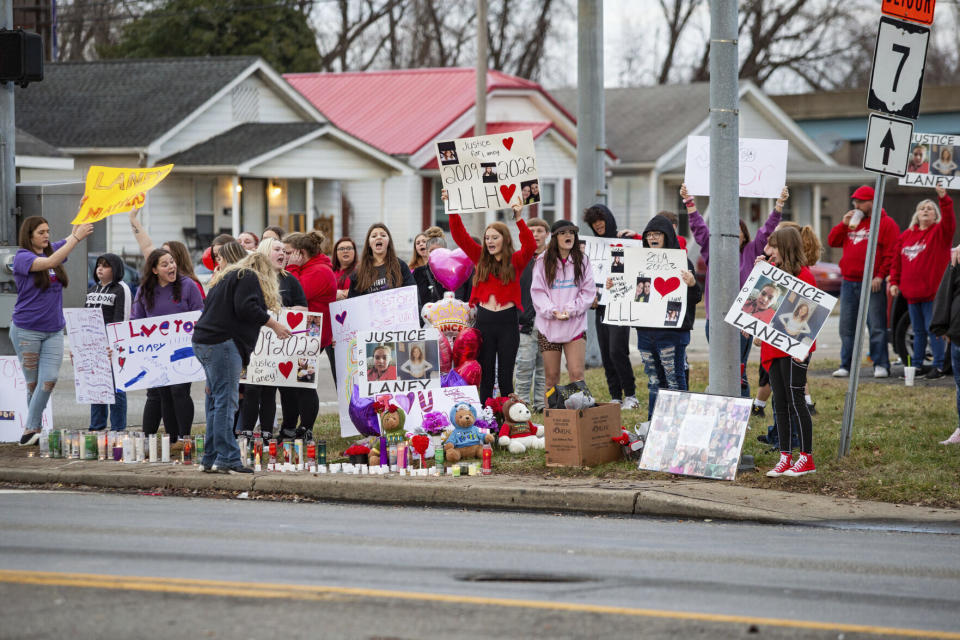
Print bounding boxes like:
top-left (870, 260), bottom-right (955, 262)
top-left (356, 328), bottom-right (443, 397)
top-left (240, 308), bottom-right (324, 388)
top-left (436, 129), bottom-right (540, 214)
top-left (602, 246), bottom-right (689, 328)
top-left (107, 311), bottom-right (204, 391)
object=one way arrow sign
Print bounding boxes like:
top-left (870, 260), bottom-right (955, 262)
top-left (863, 113), bottom-right (914, 177)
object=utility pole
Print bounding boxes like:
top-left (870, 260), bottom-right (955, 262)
top-left (577, 0), bottom-right (605, 368)
top-left (474, 0), bottom-right (488, 238)
top-left (707, 0), bottom-right (741, 398)
top-left (1, 0), bottom-right (16, 245)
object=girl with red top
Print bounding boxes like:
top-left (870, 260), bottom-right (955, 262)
top-left (761, 226), bottom-right (819, 478)
top-left (444, 191), bottom-right (536, 402)
top-left (331, 237), bottom-right (357, 301)
top-left (889, 186), bottom-right (955, 379)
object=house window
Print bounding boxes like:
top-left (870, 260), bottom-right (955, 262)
top-left (194, 178), bottom-right (215, 249)
top-left (287, 180), bottom-right (306, 231)
top-left (432, 178), bottom-right (449, 232)
top-left (538, 181), bottom-right (557, 223)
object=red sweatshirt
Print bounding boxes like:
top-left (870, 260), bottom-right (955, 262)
top-left (761, 266), bottom-right (818, 371)
top-left (827, 209), bottom-right (900, 282)
top-left (889, 194), bottom-right (955, 304)
top-left (295, 253), bottom-right (338, 348)
top-left (449, 213), bottom-right (536, 310)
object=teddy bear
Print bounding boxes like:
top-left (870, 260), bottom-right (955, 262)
top-left (442, 402), bottom-right (494, 465)
top-left (498, 395), bottom-right (545, 454)
top-left (367, 399), bottom-right (406, 466)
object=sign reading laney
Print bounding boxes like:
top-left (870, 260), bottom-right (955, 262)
top-left (72, 164), bottom-right (174, 224)
top-left (899, 133), bottom-right (960, 189)
top-left (724, 262), bottom-right (837, 360)
top-left (436, 130), bottom-right (539, 214)
top-left (602, 246), bottom-right (689, 328)
top-left (240, 309), bottom-right (323, 388)
top-left (356, 328), bottom-right (442, 397)
top-left (64, 307), bottom-right (116, 405)
top-left (106, 311), bottom-right (204, 392)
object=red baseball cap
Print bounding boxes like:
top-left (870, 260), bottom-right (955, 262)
top-left (851, 185), bottom-right (875, 201)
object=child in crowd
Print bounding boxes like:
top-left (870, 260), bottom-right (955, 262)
top-left (85, 253), bottom-right (131, 432)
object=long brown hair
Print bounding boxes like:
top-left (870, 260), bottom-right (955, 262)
top-left (474, 222), bottom-right (516, 286)
top-left (164, 241), bottom-right (198, 282)
top-left (767, 227), bottom-right (806, 276)
top-left (140, 248), bottom-right (181, 313)
top-left (331, 236), bottom-right (357, 288)
top-left (409, 233), bottom-right (429, 270)
top-left (776, 221), bottom-right (822, 267)
top-left (353, 223), bottom-right (403, 293)
top-left (543, 230), bottom-right (586, 288)
top-left (286, 230), bottom-right (327, 259)
top-left (18, 216), bottom-right (69, 290)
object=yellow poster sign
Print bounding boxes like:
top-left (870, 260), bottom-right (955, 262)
top-left (71, 164), bottom-right (174, 224)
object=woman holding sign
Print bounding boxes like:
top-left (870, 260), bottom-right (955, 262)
top-left (444, 190), bottom-right (536, 403)
top-left (193, 253), bottom-right (291, 473)
top-left (761, 226), bottom-right (819, 478)
top-left (530, 220), bottom-right (595, 409)
top-left (11, 217), bottom-right (94, 445)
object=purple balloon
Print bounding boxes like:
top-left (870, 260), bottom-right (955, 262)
top-left (349, 385), bottom-right (381, 436)
top-left (441, 369), bottom-right (468, 388)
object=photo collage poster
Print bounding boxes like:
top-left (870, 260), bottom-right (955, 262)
top-left (639, 390), bottom-right (751, 481)
top-left (602, 246), bottom-right (689, 328)
top-left (724, 262), bottom-right (837, 360)
top-left (355, 328), bottom-right (442, 397)
top-left (240, 308), bottom-right (324, 389)
top-left (580, 235), bottom-right (642, 305)
top-left (899, 133), bottom-right (959, 189)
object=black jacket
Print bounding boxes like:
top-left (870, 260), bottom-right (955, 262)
top-left (85, 253), bottom-right (130, 324)
top-left (641, 214), bottom-right (702, 332)
top-left (279, 270), bottom-right (307, 308)
top-left (193, 269), bottom-right (271, 366)
top-left (519, 256), bottom-right (539, 332)
top-left (590, 203), bottom-right (619, 238)
top-left (347, 258), bottom-right (416, 298)
top-left (930, 263), bottom-right (960, 342)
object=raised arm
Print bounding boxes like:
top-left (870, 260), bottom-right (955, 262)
top-left (681, 184), bottom-right (710, 262)
top-left (743, 186), bottom-right (787, 263)
top-left (129, 211), bottom-right (156, 260)
top-left (28, 224), bottom-right (94, 271)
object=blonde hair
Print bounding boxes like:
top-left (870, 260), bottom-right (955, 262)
top-left (208, 252), bottom-right (281, 312)
top-left (909, 199), bottom-right (942, 228)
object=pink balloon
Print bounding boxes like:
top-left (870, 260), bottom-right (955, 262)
top-left (428, 248), bottom-right (473, 291)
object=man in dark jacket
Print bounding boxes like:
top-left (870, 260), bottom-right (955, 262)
top-left (929, 257), bottom-right (960, 444)
top-left (85, 253), bottom-right (131, 431)
top-left (515, 218), bottom-right (550, 411)
top-left (584, 204), bottom-right (639, 409)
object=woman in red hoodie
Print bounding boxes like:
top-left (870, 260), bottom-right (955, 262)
top-left (761, 225), bottom-right (820, 479)
top-left (889, 186), bottom-right (955, 379)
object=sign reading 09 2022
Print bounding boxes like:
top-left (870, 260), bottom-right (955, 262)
top-left (867, 16), bottom-right (930, 120)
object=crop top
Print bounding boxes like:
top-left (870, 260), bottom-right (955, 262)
top-left (449, 213), bottom-right (536, 310)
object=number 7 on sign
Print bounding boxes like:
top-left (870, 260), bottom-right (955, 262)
top-left (867, 16), bottom-right (930, 120)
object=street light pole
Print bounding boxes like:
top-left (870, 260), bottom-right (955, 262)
top-left (1, 0), bottom-right (16, 245)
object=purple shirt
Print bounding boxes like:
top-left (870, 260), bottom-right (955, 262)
top-left (12, 239), bottom-right (68, 333)
top-left (131, 275), bottom-right (204, 319)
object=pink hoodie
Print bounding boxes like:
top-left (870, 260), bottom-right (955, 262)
top-left (530, 253), bottom-right (596, 344)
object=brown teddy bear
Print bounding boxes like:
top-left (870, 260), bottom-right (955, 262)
top-left (367, 401), bottom-right (406, 466)
top-left (498, 395), bottom-right (544, 454)
top-left (442, 402), bottom-right (494, 465)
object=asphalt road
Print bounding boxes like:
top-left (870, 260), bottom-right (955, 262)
top-left (0, 489), bottom-right (957, 639)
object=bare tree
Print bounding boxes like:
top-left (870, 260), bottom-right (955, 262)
top-left (656, 0), bottom-right (704, 84)
top-left (55, 0), bottom-right (144, 61)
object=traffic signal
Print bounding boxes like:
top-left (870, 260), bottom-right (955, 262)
top-left (0, 28), bottom-right (43, 88)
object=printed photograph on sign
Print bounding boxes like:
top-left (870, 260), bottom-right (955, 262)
top-left (602, 246), bottom-right (689, 328)
top-left (723, 262), bottom-right (837, 360)
top-left (435, 130), bottom-right (538, 214)
top-left (638, 390), bottom-right (751, 481)
top-left (684, 136), bottom-right (788, 198)
top-left (580, 236), bottom-right (643, 305)
top-left (358, 328), bottom-right (442, 397)
top-left (900, 134), bottom-right (960, 189)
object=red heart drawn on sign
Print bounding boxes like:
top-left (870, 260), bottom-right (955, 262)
top-left (654, 276), bottom-right (681, 297)
top-left (278, 361), bottom-right (294, 378)
top-left (118, 357), bottom-right (125, 369)
top-left (502, 137), bottom-right (514, 151)
top-left (138, 323), bottom-right (157, 337)
top-left (286, 311), bottom-right (303, 329)
top-left (500, 184), bottom-right (516, 202)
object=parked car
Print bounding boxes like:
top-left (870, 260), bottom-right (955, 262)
top-left (86, 255), bottom-right (140, 301)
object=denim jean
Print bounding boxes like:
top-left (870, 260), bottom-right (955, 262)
top-left (839, 279), bottom-right (889, 371)
top-left (952, 343), bottom-right (960, 428)
top-left (514, 329), bottom-right (546, 409)
top-left (10, 322), bottom-right (62, 432)
top-left (193, 340), bottom-right (243, 469)
top-left (635, 329), bottom-right (690, 419)
top-left (705, 318), bottom-right (752, 397)
top-left (908, 300), bottom-right (945, 369)
top-left (90, 389), bottom-right (127, 431)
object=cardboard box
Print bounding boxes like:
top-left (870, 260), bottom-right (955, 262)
top-left (544, 402), bottom-right (622, 467)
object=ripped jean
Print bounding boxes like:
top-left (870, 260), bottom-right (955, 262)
top-left (635, 329), bottom-right (690, 419)
top-left (10, 322), bottom-right (63, 432)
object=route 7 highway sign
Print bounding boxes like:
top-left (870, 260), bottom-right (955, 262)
top-left (867, 16), bottom-right (930, 119)
top-left (863, 113), bottom-right (914, 177)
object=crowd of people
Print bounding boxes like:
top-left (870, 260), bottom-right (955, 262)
top-left (9, 182), bottom-right (959, 475)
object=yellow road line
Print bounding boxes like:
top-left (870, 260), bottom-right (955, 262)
top-left (0, 569), bottom-right (956, 639)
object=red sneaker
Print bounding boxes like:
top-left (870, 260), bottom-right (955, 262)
top-left (765, 453), bottom-right (792, 477)
top-left (784, 453), bottom-right (816, 477)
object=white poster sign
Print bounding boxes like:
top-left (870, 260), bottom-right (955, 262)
top-left (436, 129), bottom-right (539, 214)
top-left (240, 309), bottom-right (323, 388)
top-left (106, 311), bottom-right (205, 392)
top-left (724, 262), bottom-right (837, 360)
top-left (580, 235), bottom-right (643, 304)
top-left (64, 307), bottom-right (115, 405)
top-left (639, 390), bottom-right (751, 481)
top-left (356, 328), bottom-right (442, 397)
top-left (329, 287), bottom-right (421, 437)
top-left (684, 136), bottom-right (789, 198)
top-left (898, 133), bottom-right (960, 189)
top-left (0, 356), bottom-right (54, 442)
top-left (602, 246), bottom-right (689, 328)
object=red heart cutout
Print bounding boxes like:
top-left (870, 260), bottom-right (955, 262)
top-left (278, 361), bottom-right (294, 378)
top-left (286, 311), bottom-right (303, 329)
top-left (118, 357), bottom-right (125, 369)
top-left (502, 137), bottom-right (514, 151)
top-left (500, 184), bottom-right (516, 202)
top-left (654, 276), bottom-right (681, 297)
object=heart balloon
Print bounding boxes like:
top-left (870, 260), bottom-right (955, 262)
top-left (438, 332), bottom-right (452, 373)
top-left (348, 385), bottom-right (381, 437)
top-left (441, 369), bottom-right (467, 388)
top-left (428, 248), bottom-right (473, 292)
top-left (455, 360), bottom-right (482, 386)
top-left (201, 246), bottom-right (216, 271)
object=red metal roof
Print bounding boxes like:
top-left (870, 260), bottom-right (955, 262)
top-left (421, 121), bottom-right (555, 169)
top-left (283, 67), bottom-right (575, 156)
